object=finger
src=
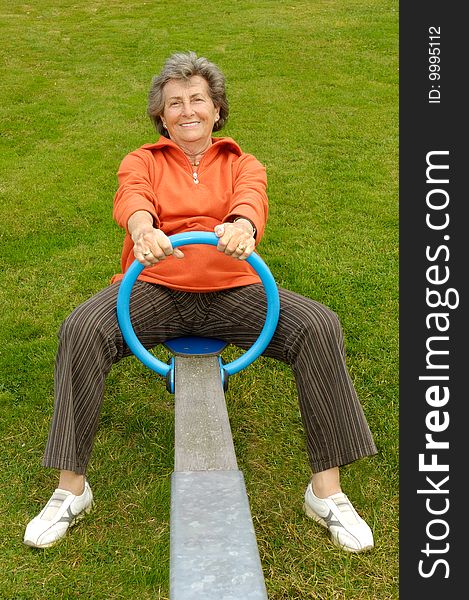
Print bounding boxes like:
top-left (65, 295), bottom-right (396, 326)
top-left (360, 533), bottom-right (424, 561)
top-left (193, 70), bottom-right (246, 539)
top-left (237, 242), bottom-right (255, 260)
top-left (232, 235), bottom-right (256, 258)
top-left (149, 239), bottom-right (172, 259)
top-left (225, 233), bottom-right (250, 255)
top-left (216, 231), bottom-right (233, 253)
top-left (214, 224), bottom-right (225, 237)
top-left (136, 244), bottom-right (165, 264)
top-left (215, 224), bottom-right (235, 253)
top-left (141, 250), bottom-right (158, 265)
top-left (134, 246), bottom-right (152, 265)
top-left (137, 256), bottom-right (153, 266)
top-left (156, 242), bottom-right (186, 260)
top-left (233, 241), bottom-right (246, 254)
top-left (141, 244), bottom-right (184, 262)
top-left (147, 246), bottom-right (167, 261)
top-left (160, 241), bottom-right (174, 257)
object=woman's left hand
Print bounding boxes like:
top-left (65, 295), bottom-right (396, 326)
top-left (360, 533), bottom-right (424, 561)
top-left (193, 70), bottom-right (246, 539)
top-left (214, 221), bottom-right (255, 260)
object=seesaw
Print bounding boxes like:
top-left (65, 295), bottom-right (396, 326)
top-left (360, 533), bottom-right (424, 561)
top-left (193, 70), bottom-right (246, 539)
top-left (117, 231), bottom-right (280, 599)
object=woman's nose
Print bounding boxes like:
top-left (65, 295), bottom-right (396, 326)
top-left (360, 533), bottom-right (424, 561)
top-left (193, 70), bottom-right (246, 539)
top-left (181, 100), bottom-right (194, 116)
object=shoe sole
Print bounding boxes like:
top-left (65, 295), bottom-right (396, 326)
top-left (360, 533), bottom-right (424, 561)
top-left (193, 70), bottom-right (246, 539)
top-left (303, 502), bottom-right (374, 553)
top-left (23, 501), bottom-right (94, 549)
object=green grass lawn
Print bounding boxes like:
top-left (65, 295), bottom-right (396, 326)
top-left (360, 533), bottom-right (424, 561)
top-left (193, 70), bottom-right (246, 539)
top-left (0, 0), bottom-right (398, 598)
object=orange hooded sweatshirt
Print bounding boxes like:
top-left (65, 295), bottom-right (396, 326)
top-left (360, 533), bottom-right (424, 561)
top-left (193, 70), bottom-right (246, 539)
top-left (111, 136), bottom-right (269, 292)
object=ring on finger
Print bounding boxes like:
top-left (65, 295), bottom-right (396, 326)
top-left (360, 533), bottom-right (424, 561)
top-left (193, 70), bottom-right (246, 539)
top-left (143, 251), bottom-right (152, 257)
top-left (238, 243), bottom-right (246, 251)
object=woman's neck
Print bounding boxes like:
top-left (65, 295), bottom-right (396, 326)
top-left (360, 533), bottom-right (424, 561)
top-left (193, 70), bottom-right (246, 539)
top-left (179, 139), bottom-right (213, 166)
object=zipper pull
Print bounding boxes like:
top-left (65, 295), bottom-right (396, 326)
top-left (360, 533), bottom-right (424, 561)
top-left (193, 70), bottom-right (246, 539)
top-left (192, 171), bottom-right (199, 184)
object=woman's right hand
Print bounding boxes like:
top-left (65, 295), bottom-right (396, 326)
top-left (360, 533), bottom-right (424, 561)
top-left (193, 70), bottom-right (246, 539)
top-left (134, 228), bottom-right (185, 266)
top-left (128, 211), bottom-right (184, 265)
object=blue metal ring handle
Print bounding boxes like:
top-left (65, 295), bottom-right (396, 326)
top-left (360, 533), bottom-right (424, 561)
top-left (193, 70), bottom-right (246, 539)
top-left (117, 231), bottom-right (280, 380)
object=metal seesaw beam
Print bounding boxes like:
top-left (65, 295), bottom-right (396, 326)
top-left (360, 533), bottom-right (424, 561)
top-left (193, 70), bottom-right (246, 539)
top-left (169, 351), bottom-right (268, 600)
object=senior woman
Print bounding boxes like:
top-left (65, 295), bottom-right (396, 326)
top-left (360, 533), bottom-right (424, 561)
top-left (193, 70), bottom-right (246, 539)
top-left (24, 51), bottom-right (377, 552)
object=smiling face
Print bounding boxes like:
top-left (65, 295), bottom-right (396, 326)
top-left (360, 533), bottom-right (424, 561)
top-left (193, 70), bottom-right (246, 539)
top-left (161, 76), bottom-right (220, 152)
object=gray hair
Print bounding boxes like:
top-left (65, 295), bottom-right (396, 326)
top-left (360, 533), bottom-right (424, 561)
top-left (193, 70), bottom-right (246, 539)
top-left (147, 51), bottom-right (229, 137)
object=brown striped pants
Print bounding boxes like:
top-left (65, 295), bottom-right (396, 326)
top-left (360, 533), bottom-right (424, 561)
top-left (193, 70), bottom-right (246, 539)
top-left (43, 281), bottom-right (377, 475)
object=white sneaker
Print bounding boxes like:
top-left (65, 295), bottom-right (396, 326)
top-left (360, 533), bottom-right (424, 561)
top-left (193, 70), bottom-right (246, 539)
top-left (24, 480), bottom-right (93, 548)
top-left (304, 483), bottom-right (374, 552)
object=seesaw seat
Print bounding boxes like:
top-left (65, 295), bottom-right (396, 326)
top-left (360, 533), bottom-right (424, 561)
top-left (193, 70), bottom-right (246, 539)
top-left (164, 336), bottom-right (227, 356)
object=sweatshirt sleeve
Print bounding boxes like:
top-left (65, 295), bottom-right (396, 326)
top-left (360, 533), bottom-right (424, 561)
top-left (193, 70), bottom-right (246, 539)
top-left (223, 153), bottom-right (269, 242)
top-left (113, 149), bottom-right (160, 232)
